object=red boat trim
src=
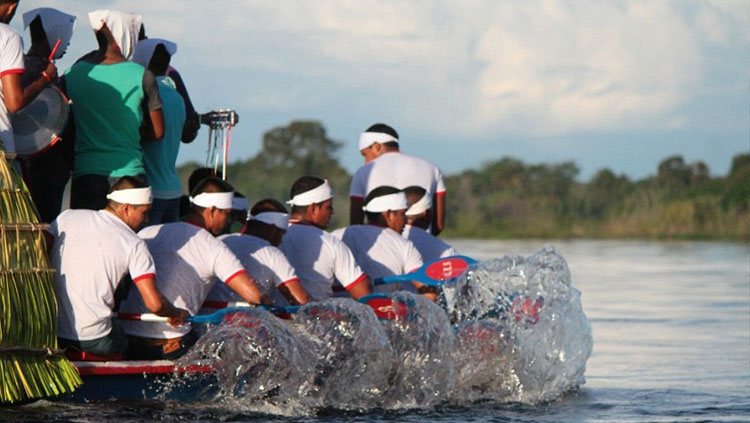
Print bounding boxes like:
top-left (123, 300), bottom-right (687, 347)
top-left (73, 360), bottom-right (214, 376)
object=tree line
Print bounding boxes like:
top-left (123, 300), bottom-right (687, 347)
top-left (179, 120), bottom-right (750, 241)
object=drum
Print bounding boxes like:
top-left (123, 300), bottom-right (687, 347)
top-left (11, 85), bottom-right (70, 157)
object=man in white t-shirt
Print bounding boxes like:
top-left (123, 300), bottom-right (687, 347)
top-left (279, 176), bottom-right (372, 302)
top-left (50, 176), bottom-right (188, 358)
top-left (333, 186), bottom-right (437, 301)
top-left (402, 186), bottom-right (459, 261)
top-left (349, 123), bottom-right (447, 236)
top-left (119, 177), bottom-right (264, 359)
top-left (0, 0), bottom-right (57, 153)
top-left (208, 198), bottom-right (310, 306)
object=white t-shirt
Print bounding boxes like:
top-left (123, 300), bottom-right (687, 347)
top-left (331, 224), bottom-right (423, 294)
top-left (209, 233), bottom-right (299, 306)
top-left (50, 209), bottom-right (156, 341)
top-left (119, 222), bottom-right (246, 339)
top-left (279, 222), bottom-right (366, 301)
top-left (349, 151), bottom-right (446, 199)
top-left (0, 23), bottom-right (25, 153)
top-left (403, 224), bottom-right (458, 262)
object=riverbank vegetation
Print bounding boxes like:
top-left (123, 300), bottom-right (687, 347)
top-left (179, 121), bottom-right (749, 241)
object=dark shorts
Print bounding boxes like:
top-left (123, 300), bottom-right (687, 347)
top-left (70, 173), bottom-right (147, 210)
top-left (58, 325), bottom-right (128, 358)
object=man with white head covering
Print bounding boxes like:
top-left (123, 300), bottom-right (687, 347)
top-left (332, 186), bottom-right (436, 300)
top-left (349, 123), bottom-right (447, 236)
top-left (62, 9), bottom-right (165, 211)
top-left (402, 186), bottom-right (458, 261)
top-left (0, 0), bottom-right (58, 154)
top-left (208, 198), bottom-right (310, 307)
top-left (119, 176), bottom-right (265, 360)
top-left (132, 38), bottom-right (188, 225)
top-left (279, 176), bottom-right (372, 302)
top-left (20, 7), bottom-right (76, 223)
top-left (49, 176), bottom-right (189, 359)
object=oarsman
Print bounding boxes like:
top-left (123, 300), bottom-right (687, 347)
top-left (349, 123), bottom-right (447, 235)
top-left (208, 199), bottom-right (310, 306)
top-left (132, 38), bottom-right (187, 225)
top-left (0, 0), bottom-right (57, 155)
top-left (402, 186), bottom-right (459, 261)
top-left (19, 7), bottom-right (76, 223)
top-left (119, 177), bottom-right (265, 360)
top-left (333, 186), bottom-right (437, 301)
top-left (63, 10), bottom-right (164, 210)
top-left (226, 192), bottom-right (248, 234)
top-left (279, 176), bottom-right (372, 301)
top-left (49, 176), bottom-right (189, 358)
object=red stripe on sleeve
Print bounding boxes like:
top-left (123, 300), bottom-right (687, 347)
top-left (435, 191), bottom-right (446, 197)
top-left (350, 195), bottom-right (364, 200)
top-left (345, 273), bottom-right (368, 291)
top-left (224, 269), bottom-right (247, 284)
top-left (0, 69), bottom-right (23, 77)
top-left (278, 277), bottom-right (300, 287)
top-left (132, 273), bottom-right (156, 283)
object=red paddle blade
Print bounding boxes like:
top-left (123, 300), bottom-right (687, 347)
top-left (424, 257), bottom-right (473, 281)
top-left (361, 296), bottom-right (408, 320)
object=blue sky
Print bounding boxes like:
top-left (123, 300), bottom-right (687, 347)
top-left (13, 1), bottom-right (749, 180)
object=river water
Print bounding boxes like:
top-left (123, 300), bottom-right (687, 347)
top-left (3, 239), bottom-right (749, 422)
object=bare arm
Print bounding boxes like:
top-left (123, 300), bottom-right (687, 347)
top-left (350, 197), bottom-right (365, 225)
top-left (1, 61), bottom-right (57, 113)
top-left (431, 193), bottom-right (445, 236)
top-left (225, 272), bottom-right (265, 305)
top-left (347, 276), bottom-right (372, 300)
top-left (141, 108), bottom-right (165, 141)
top-left (134, 277), bottom-right (190, 324)
top-left (278, 280), bottom-right (309, 305)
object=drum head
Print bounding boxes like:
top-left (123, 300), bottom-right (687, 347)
top-left (11, 86), bottom-right (69, 157)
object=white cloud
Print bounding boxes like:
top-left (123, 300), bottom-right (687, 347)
top-left (20, 0), bottom-right (749, 147)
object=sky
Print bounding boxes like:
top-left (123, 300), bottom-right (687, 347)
top-left (11, 0), bottom-right (749, 180)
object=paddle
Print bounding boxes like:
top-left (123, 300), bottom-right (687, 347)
top-left (374, 255), bottom-right (477, 287)
top-left (115, 304), bottom-right (300, 325)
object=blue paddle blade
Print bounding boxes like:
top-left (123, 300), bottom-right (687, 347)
top-left (374, 255), bottom-right (477, 287)
top-left (188, 305), bottom-right (300, 324)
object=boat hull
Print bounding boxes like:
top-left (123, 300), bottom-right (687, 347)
top-left (62, 360), bottom-right (217, 402)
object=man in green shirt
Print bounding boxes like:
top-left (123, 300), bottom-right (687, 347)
top-left (63, 10), bottom-right (164, 210)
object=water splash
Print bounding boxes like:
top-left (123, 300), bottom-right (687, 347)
top-left (169, 246), bottom-right (592, 411)
top-left (444, 245), bottom-right (594, 403)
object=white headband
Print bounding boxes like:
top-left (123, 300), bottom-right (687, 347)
top-left (106, 187), bottom-right (152, 205)
top-left (87, 10), bottom-right (142, 60)
top-left (363, 192), bottom-right (408, 213)
top-left (406, 193), bottom-right (432, 216)
top-left (23, 8), bottom-right (77, 60)
top-left (286, 180), bottom-right (333, 206)
top-left (232, 196), bottom-right (249, 211)
top-left (250, 212), bottom-right (289, 230)
top-left (132, 38), bottom-right (178, 68)
top-left (190, 192), bottom-right (234, 209)
top-left (358, 131), bottom-right (398, 151)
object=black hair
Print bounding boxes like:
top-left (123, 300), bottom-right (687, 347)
top-left (289, 176), bottom-right (326, 214)
top-left (364, 186), bottom-right (401, 224)
top-left (188, 167), bottom-right (222, 194)
top-left (403, 185), bottom-right (427, 207)
top-left (28, 16), bottom-right (47, 47)
top-left (148, 43), bottom-right (171, 76)
top-left (110, 175), bottom-right (148, 192)
top-left (365, 123), bottom-right (398, 140)
top-left (191, 176), bottom-right (233, 196)
top-left (250, 198), bottom-right (287, 216)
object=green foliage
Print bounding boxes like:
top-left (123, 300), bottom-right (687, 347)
top-left (178, 122), bottom-right (749, 241)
